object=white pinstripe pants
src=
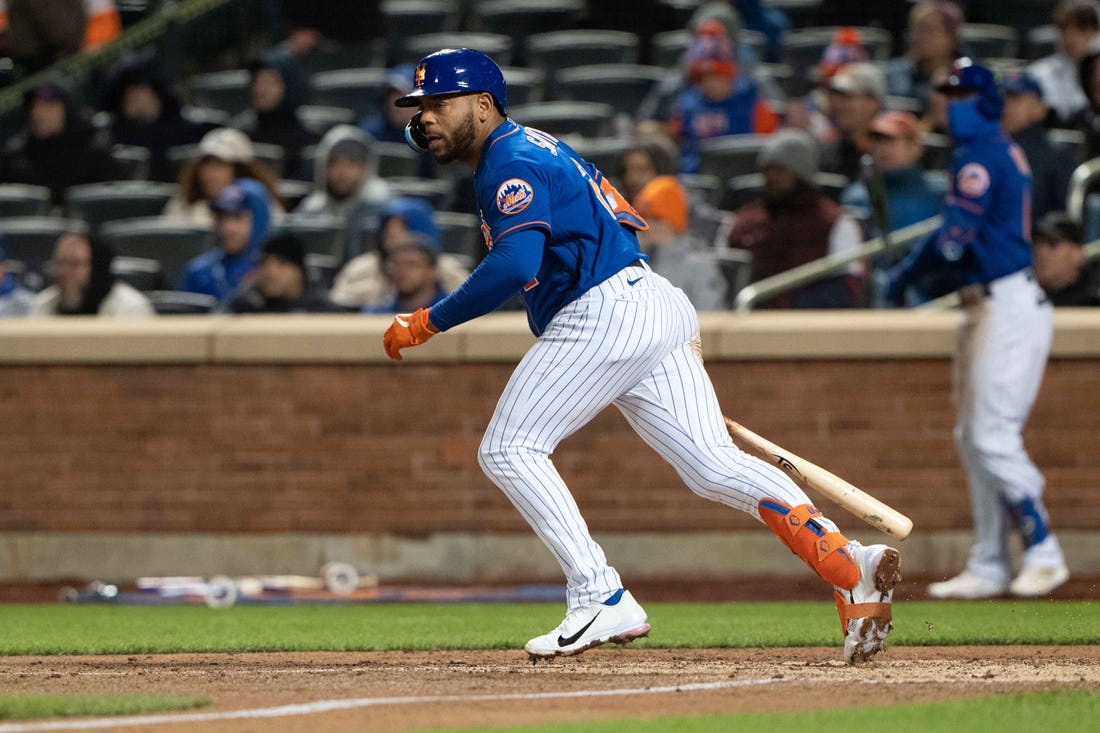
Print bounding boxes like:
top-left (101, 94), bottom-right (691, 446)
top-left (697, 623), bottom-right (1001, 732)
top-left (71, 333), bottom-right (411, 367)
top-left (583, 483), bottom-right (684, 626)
top-left (478, 264), bottom-right (819, 609)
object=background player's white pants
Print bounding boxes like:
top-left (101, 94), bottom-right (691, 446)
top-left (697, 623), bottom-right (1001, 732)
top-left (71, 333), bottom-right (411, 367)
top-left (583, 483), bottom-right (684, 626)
top-left (479, 265), bottom-right (822, 609)
top-left (953, 269), bottom-right (1063, 584)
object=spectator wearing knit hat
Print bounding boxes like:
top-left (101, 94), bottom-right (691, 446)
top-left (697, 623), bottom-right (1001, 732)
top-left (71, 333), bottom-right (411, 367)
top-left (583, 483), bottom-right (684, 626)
top-left (1002, 73), bottom-right (1074, 224)
top-left (788, 28), bottom-right (871, 147)
top-left (634, 176), bottom-right (727, 310)
top-left (727, 130), bottom-right (866, 309)
top-left (821, 62), bottom-right (886, 182)
top-left (882, 1), bottom-right (965, 116)
top-left (162, 127), bottom-right (286, 228)
top-left (667, 20), bottom-right (779, 174)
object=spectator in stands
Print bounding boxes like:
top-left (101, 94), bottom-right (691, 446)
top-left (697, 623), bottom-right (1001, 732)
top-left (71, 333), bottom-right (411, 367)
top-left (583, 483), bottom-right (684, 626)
top-left (922, 68), bottom-right (952, 135)
top-left (1074, 51), bottom-right (1100, 159)
top-left (1029, 0), bottom-right (1100, 127)
top-left (102, 53), bottom-right (217, 183)
top-left (163, 127), bottom-right (286, 227)
top-left (882, 1), bottom-right (964, 115)
top-left (295, 124), bottom-right (391, 262)
top-left (1032, 212), bottom-right (1100, 305)
top-left (3, 0), bottom-right (85, 75)
top-left (329, 198), bottom-right (468, 310)
top-left (227, 232), bottom-right (339, 313)
top-left (842, 111), bottom-right (944, 235)
top-left (0, 236), bottom-right (34, 318)
top-left (180, 179), bottom-right (273, 302)
top-left (821, 62), bottom-right (886, 182)
top-left (236, 50), bottom-right (317, 181)
top-left (727, 129), bottom-right (865, 308)
top-left (616, 137), bottom-right (680, 205)
top-left (31, 232), bottom-right (153, 317)
top-left (633, 176), bottom-right (727, 310)
top-left (358, 65), bottom-right (435, 179)
top-left (1002, 73), bottom-right (1074, 224)
top-left (667, 20), bottom-right (779, 174)
top-left (0, 81), bottom-right (123, 206)
top-left (788, 27), bottom-right (870, 145)
top-left (280, 0), bottom-right (383, 62)
top-left (361, 235), bottom-right (450, 314)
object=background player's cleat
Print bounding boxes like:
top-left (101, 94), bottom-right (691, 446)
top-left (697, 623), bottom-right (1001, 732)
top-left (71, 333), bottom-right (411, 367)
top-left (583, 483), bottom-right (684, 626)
top-left (1008, 563), bottom-right (1069, 597)
top-left (834, 543), bottom-right (901, 665)
top-left (525, 589), bottom-right (650, 658)
top-left (927, 570), bottom-right (1007, 599)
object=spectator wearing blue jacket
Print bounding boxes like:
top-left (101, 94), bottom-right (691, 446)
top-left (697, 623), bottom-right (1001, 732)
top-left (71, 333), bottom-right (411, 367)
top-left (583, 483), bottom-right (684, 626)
top-left (180, 178), bottom-right (273, 302)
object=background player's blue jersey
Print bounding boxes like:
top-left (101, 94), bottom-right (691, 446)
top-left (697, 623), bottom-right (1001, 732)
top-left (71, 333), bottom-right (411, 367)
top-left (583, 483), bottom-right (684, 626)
top-left (897, 112), bottom-right (1033, 288)
top-left (430, 119), bottom-right (646, 335)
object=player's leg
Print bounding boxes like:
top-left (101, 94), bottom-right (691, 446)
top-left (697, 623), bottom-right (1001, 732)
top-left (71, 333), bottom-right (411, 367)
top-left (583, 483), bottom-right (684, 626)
top-left (961, 283), bottom-right (1066, 596)
top-left (613, 276), bottom-right (900, 663)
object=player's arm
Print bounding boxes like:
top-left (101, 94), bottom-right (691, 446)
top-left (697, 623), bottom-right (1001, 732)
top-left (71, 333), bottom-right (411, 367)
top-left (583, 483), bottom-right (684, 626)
top-left (382, 228), bottom-right (545, 361)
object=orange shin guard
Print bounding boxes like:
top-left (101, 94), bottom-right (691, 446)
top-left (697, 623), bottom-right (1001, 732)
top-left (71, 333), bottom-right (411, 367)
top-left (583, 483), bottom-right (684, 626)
top-left (759, 498), bottom-right (860, 589)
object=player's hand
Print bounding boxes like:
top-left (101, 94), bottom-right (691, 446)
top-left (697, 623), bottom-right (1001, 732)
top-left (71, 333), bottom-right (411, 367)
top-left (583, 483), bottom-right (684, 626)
top-left (383, 308), bottom-right (438, 361)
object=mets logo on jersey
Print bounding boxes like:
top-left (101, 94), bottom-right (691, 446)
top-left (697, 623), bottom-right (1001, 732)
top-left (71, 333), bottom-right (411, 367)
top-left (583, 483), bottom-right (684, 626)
top-left (496, 178), bottom-right (534, 215)
top-left (956, 162), bottom-right (991, 198)
top-left (414, 63), bottom-right (426, 89)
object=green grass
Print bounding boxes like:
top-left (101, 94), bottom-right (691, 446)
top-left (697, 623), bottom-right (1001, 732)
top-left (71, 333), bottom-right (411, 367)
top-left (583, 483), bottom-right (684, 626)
top-left (0, 600), bottom-right (1096, 655)
top-left (425, 690), bottom-right (1100, 733)
top-left (0, 692), bottom-right (210, 721)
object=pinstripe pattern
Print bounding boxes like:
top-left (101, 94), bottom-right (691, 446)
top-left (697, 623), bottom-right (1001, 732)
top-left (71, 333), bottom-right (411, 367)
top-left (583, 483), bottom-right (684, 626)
top-left (479, 265), bottom-right (817, 608)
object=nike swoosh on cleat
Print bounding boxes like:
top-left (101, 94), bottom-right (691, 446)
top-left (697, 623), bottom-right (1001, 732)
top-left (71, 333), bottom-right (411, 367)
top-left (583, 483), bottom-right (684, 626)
top-left (394, 315), bottom-right (409, 328)
top-left (557, 611), bottom-right (601, 647)
top-left (627, 276), bottom-right (643, 286)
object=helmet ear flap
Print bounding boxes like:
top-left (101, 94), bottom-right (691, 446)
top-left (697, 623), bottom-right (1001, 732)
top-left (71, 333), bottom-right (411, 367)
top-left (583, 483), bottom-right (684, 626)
top-left (404, 111), bottom-right (429, 153)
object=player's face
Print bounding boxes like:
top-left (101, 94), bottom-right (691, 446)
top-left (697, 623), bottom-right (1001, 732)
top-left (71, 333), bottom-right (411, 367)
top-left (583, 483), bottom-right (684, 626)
top-left (417, 94), bottom-right (479, 164)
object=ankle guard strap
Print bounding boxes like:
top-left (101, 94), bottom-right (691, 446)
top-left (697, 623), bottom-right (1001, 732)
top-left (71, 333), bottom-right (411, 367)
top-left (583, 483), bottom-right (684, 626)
top-left (760, 498), bottom-right (860, 589)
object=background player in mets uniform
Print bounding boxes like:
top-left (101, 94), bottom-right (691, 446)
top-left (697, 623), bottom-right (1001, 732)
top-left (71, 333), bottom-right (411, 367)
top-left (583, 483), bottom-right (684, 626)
top-left (383, 48), bottom-right (901, 663)
top-left (888, 59), bottom-right (1069, 599)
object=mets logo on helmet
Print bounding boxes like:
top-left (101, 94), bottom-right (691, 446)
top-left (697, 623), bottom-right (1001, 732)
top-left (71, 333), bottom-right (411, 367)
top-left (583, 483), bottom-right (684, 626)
top-left (414, 63), bottom-right (426, 89)
top-left (496, 178), bottom-right (534, 215)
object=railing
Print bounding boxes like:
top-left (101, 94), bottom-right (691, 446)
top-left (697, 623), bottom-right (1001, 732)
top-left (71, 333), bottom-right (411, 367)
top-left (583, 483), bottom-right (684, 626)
top-left (732, 215), bottom-right (942, 312)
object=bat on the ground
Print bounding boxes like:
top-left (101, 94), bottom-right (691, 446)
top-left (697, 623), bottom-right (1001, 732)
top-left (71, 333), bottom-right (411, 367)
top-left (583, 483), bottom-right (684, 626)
top-left (724, 417), bottom-right (913, 540)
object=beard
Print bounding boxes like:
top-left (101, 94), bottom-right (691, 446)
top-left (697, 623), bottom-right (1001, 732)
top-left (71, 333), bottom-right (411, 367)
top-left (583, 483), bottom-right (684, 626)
top-left (433, 109), bottom-right (477, 164)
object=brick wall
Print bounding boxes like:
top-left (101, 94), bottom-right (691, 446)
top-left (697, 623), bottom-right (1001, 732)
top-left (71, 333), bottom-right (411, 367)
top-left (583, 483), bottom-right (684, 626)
top-left (1, 359), bottom-right (1096, 534)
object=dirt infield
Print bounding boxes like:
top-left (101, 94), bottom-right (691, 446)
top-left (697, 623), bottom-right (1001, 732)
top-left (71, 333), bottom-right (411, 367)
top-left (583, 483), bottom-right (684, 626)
top-left (2, 646), bottom-right (1098, 732)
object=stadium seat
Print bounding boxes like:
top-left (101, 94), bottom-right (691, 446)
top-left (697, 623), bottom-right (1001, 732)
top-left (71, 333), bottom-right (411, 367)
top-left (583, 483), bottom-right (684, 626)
top-left (570, 137), bottom-right (633, 181)
top-left (146, 290), bottom-right (220, 314)
top-left (0, 217), bottom-right (85, 281)
top-left (383, 0), bottom-right (459, 63)
top-left (0, 184), bottom-right (51, 218)
top-left (188, 70), bottom-right (252, 117)
top-left (166, 142), bottom-right (286, 179)
top-left (501, 67), bottom-right (546, 107)
top-left (509, 102), bottom-right (617, 139)
top-left (651, 26), bottom-right (769, 68)
top-left (815, 172), bottom-right (850, 203)
top-left (111, 256), bottom-right (164, 291)
top-left (476, 0), bottom-right (584, 66)
top-left (374, 142), bottom-right (422, 179)
top-left (271, 216), bottom-right (344, 258)
top-left (310, 68), bottom-right (392, 119)
top-left (716, 248), bottom-right (753, 308)
top-left (961, 24), bottom-right (1020, 60)
top-left (297, 105), bottom-right (357, 136)
top-left (722, 173), bottom-right (766, 212)
top-left (767, 0), bottom-right (823, 29)
top-left (297, 39), bottom-right (385, 76)
top-left (778, 29), bottom-right (833, 79)
top-left (276, 179), bottom-right (315, 211)
top-left (403, 32), bottom-right (514, 66)
top-left (385, 177), bottom-right (455, 209)
top-left (1026, 25), bottom-right (1057, 61)
top-left (65, 182), bottom-right (178, 225)
top-left (920, 132), bottom-right (954, 172)
top-left (181, 106), bottom-right (232, 128)
top-left (1049, 128), bottom-right (1088, 167)
top-left (754, 62), bottom-right (798, 100)
top-left (109, 145), bottom-right (151, 181)
top-left (696, 135), bottom-right (769, 180)
top-left (554, 64), bottom-right (667, 118)
top-left (434, 211), bottom-right (483, 260)
top-left (884, 95), bottom-right (924, 114)
top-left (99, 218), bottom-right (212, 289)
top-left (526, 30), bottom-right (639, 96)
top-left (679, 173), bottom-right (723, 208)
top-left (304, 253), bottom-right (341, 291)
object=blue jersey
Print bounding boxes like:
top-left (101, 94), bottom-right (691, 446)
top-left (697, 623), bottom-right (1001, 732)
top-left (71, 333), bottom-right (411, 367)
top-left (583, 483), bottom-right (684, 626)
top-left (898, 115), bottom-right (1032, 288)
top-left (430, 119), bottom-right (646, 335)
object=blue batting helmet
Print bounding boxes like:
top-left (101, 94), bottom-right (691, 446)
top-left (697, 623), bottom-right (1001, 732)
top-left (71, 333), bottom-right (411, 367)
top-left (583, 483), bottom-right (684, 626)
top-left (394, 48), bottom-right (507, 113)
top-left (936, 57), bottom-right (1002, 119)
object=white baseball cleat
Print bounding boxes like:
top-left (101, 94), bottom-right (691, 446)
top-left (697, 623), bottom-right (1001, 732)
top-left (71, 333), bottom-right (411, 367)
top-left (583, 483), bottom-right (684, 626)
top-left (834, 543), bottom-right (902, 665)
top-left (525, 589), bottom-right (650, 659)
top-left (1009, 564), bottom-right (1070, 597)
top-left (927, 570), bottom-right (1007, 599)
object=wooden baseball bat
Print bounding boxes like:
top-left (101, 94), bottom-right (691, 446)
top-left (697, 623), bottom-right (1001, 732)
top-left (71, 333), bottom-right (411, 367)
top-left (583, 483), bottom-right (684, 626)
top-left (724, 417), bottom-right (913, 540)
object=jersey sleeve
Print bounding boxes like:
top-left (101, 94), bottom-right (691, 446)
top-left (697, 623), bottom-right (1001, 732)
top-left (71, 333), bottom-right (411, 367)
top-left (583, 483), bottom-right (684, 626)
top-left (480, 158), bottom-right (553, 245)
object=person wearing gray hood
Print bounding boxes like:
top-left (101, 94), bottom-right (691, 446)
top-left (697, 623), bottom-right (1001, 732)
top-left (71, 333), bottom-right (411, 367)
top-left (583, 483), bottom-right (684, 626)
top-left (296, 124), bottom-right (391, 262)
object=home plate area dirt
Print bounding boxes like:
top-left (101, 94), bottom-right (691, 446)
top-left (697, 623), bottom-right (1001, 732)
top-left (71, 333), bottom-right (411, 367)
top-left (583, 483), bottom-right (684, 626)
top-left (1, 646), bottom-right (1098, 732)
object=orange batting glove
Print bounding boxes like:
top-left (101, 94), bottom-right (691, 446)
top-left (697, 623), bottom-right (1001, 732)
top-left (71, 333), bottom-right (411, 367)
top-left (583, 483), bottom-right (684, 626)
top-left (383, 308), bottom-right (439, 361)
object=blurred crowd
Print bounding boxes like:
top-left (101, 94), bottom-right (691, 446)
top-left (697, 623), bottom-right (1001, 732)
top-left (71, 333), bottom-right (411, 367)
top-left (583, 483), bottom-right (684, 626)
top-left (0, 0), bottom-right (1098, 319)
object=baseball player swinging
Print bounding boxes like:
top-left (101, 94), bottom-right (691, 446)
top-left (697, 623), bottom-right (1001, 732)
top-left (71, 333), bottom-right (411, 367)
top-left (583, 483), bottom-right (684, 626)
top-left (888, 59), bottom-right (1069, 599)
top-left (383, 49), bottom-right (901, 663)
